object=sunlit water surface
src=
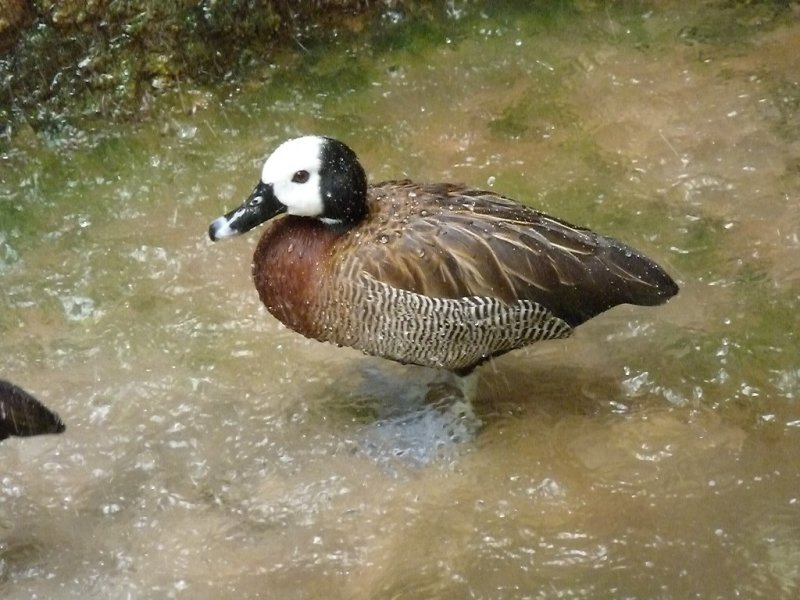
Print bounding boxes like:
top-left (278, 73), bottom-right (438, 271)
top-left (2, 3), bottom-right (799, 599)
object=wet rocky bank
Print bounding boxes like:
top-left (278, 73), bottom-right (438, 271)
top-left (1, 0), bottom-right (437, 138)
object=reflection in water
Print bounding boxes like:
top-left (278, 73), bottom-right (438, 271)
top-left (1, 3), bottom-right (799, 599)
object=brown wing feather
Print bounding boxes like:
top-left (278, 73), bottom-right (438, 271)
top-left (337, 181), bottom-right (677, 327)
top-left (0, 380), bottom-right (65, 440)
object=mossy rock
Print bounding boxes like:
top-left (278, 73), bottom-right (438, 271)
top-left (0, 0), bottom-right (34, 51)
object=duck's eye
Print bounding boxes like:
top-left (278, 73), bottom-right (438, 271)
top-left (292, 170), bottom-right (310, 184)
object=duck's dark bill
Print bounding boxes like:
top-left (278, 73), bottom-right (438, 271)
top-left (0, 380), bottom-right (66, 441)
top-left (208, 181), bottom-right (286, 241)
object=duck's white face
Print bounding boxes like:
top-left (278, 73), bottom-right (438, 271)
top-left (261, 136), bottom-right (326, 218)
top-left (209, 135), bottom-right (368, 241)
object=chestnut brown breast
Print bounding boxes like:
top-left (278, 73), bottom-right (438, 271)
top-left (252, 216), bottom-right (340, 340)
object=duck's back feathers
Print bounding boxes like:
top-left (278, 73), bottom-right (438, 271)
top-left (345, 181), bottom-right (678, 328)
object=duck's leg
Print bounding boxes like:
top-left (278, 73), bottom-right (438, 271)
top-left (356, 366), bottom-right (482, 464)
top-left (424, 369), bottom-right (479, 404)
top-left (422, 369), bottom-right (482, 444)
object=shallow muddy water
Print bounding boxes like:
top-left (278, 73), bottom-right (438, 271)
top-left (2, 3), bottom-right (799, 598)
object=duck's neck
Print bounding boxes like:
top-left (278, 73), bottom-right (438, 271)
top-left (252, 216), bottom-right (344, 339)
